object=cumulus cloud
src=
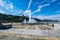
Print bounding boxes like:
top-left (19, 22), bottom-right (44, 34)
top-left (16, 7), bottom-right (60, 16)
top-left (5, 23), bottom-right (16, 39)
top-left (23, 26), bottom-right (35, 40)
top-left (36, 14), bottom-right (60, 20)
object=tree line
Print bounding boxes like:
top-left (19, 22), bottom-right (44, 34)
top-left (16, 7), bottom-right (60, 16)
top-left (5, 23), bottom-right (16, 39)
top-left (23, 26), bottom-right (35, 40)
top-left (0, 13), bottom-right (59, 23)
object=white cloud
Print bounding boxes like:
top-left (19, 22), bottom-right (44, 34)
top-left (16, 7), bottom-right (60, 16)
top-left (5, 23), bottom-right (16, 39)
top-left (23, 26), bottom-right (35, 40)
top-left (52, 11), bottom-right (60, 14)
top-left (0, 0), bottom-right (14, 10)
top-left (0, 0), bottom-right (5, 6)
top-left (0, 0), bottom-right (23, 16)
top-left (32, 4), bottom-right (49, 13)
top-left (45, 0), bottom-right (56, 3)
top-left (0, 10), bottom-right (5, 13)
top-left (10, 3), bottom-right (14, 9)
top-left (51, 0), bottom-right (56, 3)
top-left (38, 4), bottom-right (49, 9)
top-left (27, 0), bottom-right (32, 9)
top-left (32, 0), bottom-right (56, 14)
top-left (36, 14), bottom-right (60, 20)
top-left (56, 11), bottom-right (60, 13)
top-left (6, 2), bottom-right (14, 10)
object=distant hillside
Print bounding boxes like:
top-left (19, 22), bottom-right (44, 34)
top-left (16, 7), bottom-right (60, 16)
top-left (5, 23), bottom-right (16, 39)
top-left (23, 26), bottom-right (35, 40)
top-left (0, 13), bottom-right (29, 23)
top-left (33, 18), bottom-right (59, 22)
top-left (0, 13), bottom-right (59, 23)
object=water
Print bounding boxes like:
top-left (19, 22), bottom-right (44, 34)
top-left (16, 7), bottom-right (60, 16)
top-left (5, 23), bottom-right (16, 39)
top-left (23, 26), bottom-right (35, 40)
top-left (39, 22), bottom-right (59, 24)
top-left (47, 22), bottom-right (59, 24)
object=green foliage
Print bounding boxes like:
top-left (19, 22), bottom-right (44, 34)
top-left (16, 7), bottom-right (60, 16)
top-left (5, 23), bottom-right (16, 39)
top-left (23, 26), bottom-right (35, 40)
top-left (0, 13), bottom-right (25, 23)
top-left (0, 13), bottom-right (59, 23)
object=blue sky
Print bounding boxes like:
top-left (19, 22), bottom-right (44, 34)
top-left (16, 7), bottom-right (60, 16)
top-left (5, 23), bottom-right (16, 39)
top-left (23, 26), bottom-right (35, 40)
top-left (0, 0), bottom-right (60, 20)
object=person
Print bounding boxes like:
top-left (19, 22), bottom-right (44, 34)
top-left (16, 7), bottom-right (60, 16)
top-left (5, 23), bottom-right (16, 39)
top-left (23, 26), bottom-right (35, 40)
top-left (52, 24), bottom-right (54, 27)
top-left (47, 22), bottom-right (49, 26)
